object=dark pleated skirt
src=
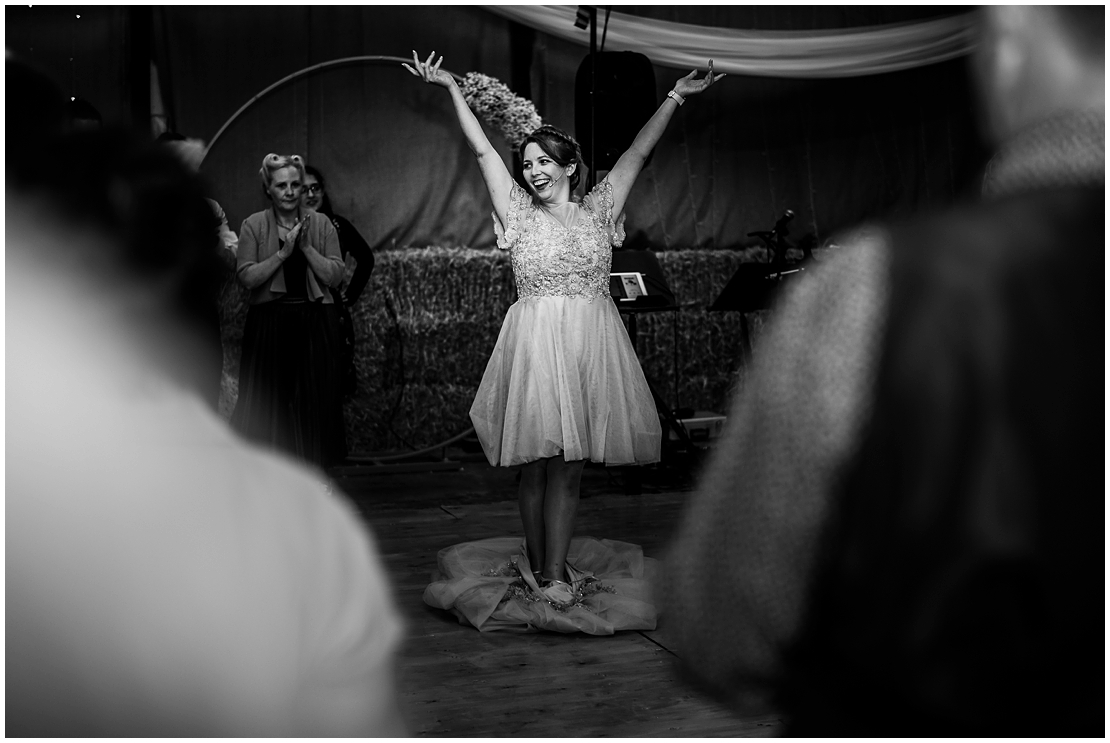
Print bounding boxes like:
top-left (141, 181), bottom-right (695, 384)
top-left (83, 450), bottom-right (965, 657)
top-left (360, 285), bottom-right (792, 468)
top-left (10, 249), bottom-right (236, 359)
top-left (231, 299), bottom-right (347, 468)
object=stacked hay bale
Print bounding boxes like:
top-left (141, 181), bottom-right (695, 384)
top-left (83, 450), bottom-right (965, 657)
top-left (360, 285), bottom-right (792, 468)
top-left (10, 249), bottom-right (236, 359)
top-left (218, 247), bottom-right (776, 455)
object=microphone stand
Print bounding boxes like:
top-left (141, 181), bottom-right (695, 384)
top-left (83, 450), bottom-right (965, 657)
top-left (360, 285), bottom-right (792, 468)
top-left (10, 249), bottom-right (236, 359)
top-left (747, 210), bottom-right (795, 277)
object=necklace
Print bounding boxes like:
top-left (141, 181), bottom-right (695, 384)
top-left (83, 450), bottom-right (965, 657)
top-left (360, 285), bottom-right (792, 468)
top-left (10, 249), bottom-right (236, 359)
top-left (274, 206), bottom-right (301, 230)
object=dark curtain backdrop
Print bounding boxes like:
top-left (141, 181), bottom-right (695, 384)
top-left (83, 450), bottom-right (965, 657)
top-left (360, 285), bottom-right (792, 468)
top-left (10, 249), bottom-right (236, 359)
top-left (6, 6), bottom-right (130, 123)
top-left (151, 5), bottom-right (988, 252)
top-left (159, 6), bottom-right (516, 252)
top-left (5, 5), bottom-right (993, 451)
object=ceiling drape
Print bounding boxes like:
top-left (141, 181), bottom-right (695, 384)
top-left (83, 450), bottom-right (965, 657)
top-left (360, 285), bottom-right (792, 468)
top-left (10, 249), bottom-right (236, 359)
top-left (143, 6), bottom-right (987, 253)
top-left (483, 5), bottom-right (978, 78)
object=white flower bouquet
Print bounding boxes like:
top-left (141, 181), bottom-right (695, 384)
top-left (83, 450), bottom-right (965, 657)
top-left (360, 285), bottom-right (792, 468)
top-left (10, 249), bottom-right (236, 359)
top-left (459, 72), bottom-right (543, 149)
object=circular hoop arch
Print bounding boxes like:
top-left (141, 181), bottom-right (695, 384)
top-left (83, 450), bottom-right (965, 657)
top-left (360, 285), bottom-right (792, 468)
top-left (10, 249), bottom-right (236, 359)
top-left (201, 55), bottom-right (463, 165)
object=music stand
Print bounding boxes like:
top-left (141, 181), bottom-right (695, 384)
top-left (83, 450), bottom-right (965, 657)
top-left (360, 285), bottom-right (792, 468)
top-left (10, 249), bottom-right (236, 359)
top-left (709, 263), bottom-right (806, 362)
top-left (609, 250), bottom-right (697, 465)
top-left (610, 249), bottom-right (675, 312)
top-left (709, 264), bottom-right (805, 312)
top-left (709, 210), bottom-right (813, 361)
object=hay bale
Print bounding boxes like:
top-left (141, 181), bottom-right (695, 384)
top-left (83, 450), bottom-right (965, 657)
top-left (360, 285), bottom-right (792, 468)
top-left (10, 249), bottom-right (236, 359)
top-left (219, 247), bottom-right (778, 454)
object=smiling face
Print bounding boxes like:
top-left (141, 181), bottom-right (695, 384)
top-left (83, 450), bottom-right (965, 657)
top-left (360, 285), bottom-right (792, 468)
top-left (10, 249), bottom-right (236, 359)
top-left (267, 165), bottom-right (303, 216)
top-left (301, 173), bottom-right (323, 212)
top-left (522, 142), bottom-right (575, 204)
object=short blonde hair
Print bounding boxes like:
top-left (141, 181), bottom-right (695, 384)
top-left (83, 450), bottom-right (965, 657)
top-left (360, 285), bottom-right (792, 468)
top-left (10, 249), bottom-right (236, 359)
top-left (259, 153), bottom-right (305, 189)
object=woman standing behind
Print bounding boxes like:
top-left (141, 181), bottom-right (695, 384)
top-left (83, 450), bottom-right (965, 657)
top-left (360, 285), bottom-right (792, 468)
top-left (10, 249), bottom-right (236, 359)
top-left (232, 153), bottom-right (348, 468)
top-left (408, 51), bottom-right (723, 633)
top-left (301, 165), bottom-right (374, 396)
top-left (301, 165), bottom-right (374, 307)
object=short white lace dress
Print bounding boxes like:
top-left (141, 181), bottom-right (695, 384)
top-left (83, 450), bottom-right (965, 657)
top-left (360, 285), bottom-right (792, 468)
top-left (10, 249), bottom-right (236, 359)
top-left (469, 179), bottom-right (662, 467)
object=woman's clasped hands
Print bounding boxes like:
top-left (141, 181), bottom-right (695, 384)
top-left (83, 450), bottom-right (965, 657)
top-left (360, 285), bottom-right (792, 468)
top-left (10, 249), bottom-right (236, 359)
top-left (278, 216), bottom-right (309, 260)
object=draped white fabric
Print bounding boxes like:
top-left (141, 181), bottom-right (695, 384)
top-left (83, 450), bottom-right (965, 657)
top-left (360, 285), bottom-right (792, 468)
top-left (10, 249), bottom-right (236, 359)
top-left (483, 5), bottom-right (979, 78)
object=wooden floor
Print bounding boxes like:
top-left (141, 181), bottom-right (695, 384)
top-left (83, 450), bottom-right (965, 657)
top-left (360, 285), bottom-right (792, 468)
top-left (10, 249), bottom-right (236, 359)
top-left (334, 454), bottom-right (784, 737)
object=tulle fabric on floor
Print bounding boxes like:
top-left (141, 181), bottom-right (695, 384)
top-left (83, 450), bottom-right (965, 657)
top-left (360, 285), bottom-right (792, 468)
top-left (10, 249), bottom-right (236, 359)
top-left (423, 536), bottom-right (659, 635)
top-left (469, 296), bottom-right (661, 467)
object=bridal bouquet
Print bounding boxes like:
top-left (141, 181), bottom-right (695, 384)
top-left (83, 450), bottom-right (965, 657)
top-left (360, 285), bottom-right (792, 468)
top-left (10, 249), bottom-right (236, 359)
top-left (459, 72), bottom-right (543, 149)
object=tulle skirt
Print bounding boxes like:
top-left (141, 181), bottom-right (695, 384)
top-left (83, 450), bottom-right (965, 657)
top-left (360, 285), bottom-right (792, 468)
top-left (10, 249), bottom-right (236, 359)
top-left (231, 300), bottom-right (347, 468)
top-left (423, 536), bottom-right (658, 634)
top-left (469, 296), bottom-right (661, 467)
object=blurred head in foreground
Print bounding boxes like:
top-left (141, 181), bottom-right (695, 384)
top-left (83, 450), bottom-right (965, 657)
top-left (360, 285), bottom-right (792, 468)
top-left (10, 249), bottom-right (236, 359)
top-left (976, 6), bottom-right (1104, 196)
top-left (7, 60), bottom-right (224, 394)
top-left (660, 6), bottom-right (1102, 738)
top-left (973, 5), bottom-right (1103, 147)
top-left (6, 60), bottom-right (406, 737)
top-left (778, 6), bottom-right (1104, 735)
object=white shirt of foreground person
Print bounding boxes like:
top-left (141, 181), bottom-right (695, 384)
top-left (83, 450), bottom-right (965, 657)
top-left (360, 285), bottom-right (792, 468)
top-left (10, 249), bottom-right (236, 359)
top-left (6, 202), bottom-right (407, 737)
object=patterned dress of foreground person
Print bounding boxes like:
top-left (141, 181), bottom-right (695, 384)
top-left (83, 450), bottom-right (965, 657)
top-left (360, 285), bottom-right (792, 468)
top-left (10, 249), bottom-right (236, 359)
top-left (404, 51), bottom-right (723, 634)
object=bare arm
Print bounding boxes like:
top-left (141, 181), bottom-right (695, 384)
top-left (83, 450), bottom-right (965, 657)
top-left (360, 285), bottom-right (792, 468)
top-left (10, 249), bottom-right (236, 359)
top-left (403, 52), bottom-right (515, 227)
top-left (606, 62), bottom-right (725, 219)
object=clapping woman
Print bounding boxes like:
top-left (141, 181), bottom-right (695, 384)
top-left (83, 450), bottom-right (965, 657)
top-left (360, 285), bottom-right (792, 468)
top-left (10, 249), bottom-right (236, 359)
top-left (231, 154), bottom-right (348, 468)
top-left (408, 51), bottom-right (724, 633)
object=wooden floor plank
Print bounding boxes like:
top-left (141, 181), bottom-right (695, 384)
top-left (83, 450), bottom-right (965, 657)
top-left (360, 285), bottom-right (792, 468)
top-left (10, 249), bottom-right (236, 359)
top-left (341, 462), bottom-right (783, 737)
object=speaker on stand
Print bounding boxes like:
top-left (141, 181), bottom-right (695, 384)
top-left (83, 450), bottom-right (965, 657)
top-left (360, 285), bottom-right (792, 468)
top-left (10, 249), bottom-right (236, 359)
top-left (575, 51), bottom-right (657, 186)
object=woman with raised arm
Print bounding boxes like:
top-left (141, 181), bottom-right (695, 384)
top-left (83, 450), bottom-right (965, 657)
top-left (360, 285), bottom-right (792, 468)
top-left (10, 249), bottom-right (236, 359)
top-left (407, 51), bottom-right (723, 634)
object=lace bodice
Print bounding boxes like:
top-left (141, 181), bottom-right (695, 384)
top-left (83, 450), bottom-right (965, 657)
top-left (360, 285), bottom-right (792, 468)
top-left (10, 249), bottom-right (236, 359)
top-left (494, 180), bottom-right (625, 301)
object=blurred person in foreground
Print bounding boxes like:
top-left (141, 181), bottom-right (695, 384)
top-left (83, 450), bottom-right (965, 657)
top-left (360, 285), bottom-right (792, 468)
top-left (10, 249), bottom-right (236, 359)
top-left (6, 62), bottom-right (407, 736)
top-left (664, 6), bottom-right (1103, 735)
top-left (157, 130), bottom-right (240, 266)
top-left (154, 130), bottom-right (236, 411)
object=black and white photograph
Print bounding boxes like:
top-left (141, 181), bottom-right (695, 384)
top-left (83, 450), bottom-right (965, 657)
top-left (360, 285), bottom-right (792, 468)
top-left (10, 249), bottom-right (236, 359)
top-left (6, 4), bottom-right (1104, 737)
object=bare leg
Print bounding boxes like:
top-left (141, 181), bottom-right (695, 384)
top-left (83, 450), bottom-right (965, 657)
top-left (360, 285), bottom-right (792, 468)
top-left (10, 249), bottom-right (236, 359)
top-left (518, 458), bottom-right (549, 570)
top-left (542, 457), bottom-right (585, 582)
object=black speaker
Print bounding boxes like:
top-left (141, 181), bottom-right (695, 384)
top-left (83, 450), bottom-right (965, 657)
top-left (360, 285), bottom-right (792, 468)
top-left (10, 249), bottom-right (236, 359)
top-left (575, 52), bottom-right (657, 174)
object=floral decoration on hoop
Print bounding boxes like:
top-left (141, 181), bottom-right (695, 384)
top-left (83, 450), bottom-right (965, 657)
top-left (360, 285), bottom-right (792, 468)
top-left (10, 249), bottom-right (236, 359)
top-left (459, 72), bottom-right (543, 149)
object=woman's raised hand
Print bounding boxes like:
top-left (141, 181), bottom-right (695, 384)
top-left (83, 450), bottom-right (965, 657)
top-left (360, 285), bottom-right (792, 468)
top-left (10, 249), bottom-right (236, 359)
top-left (673, 60), bottom-right (727, 98)
top-left (402, 50), bottom-right (454, 88)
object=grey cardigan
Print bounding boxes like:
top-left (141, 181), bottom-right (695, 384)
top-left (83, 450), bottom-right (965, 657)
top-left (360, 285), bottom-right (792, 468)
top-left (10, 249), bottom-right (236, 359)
top-left (237, 208), bottom-right (344, 305)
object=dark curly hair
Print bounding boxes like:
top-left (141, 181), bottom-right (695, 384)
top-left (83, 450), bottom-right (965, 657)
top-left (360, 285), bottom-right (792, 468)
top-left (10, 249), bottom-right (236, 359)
top-left (518, 125), bottom-right (584, 193)
top-left (303, 164), bottom-right (335, 218)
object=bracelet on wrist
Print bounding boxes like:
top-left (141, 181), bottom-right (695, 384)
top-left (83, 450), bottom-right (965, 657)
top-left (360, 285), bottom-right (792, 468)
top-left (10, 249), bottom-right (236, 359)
top-left (667, 90), bottom-right (685, 106)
